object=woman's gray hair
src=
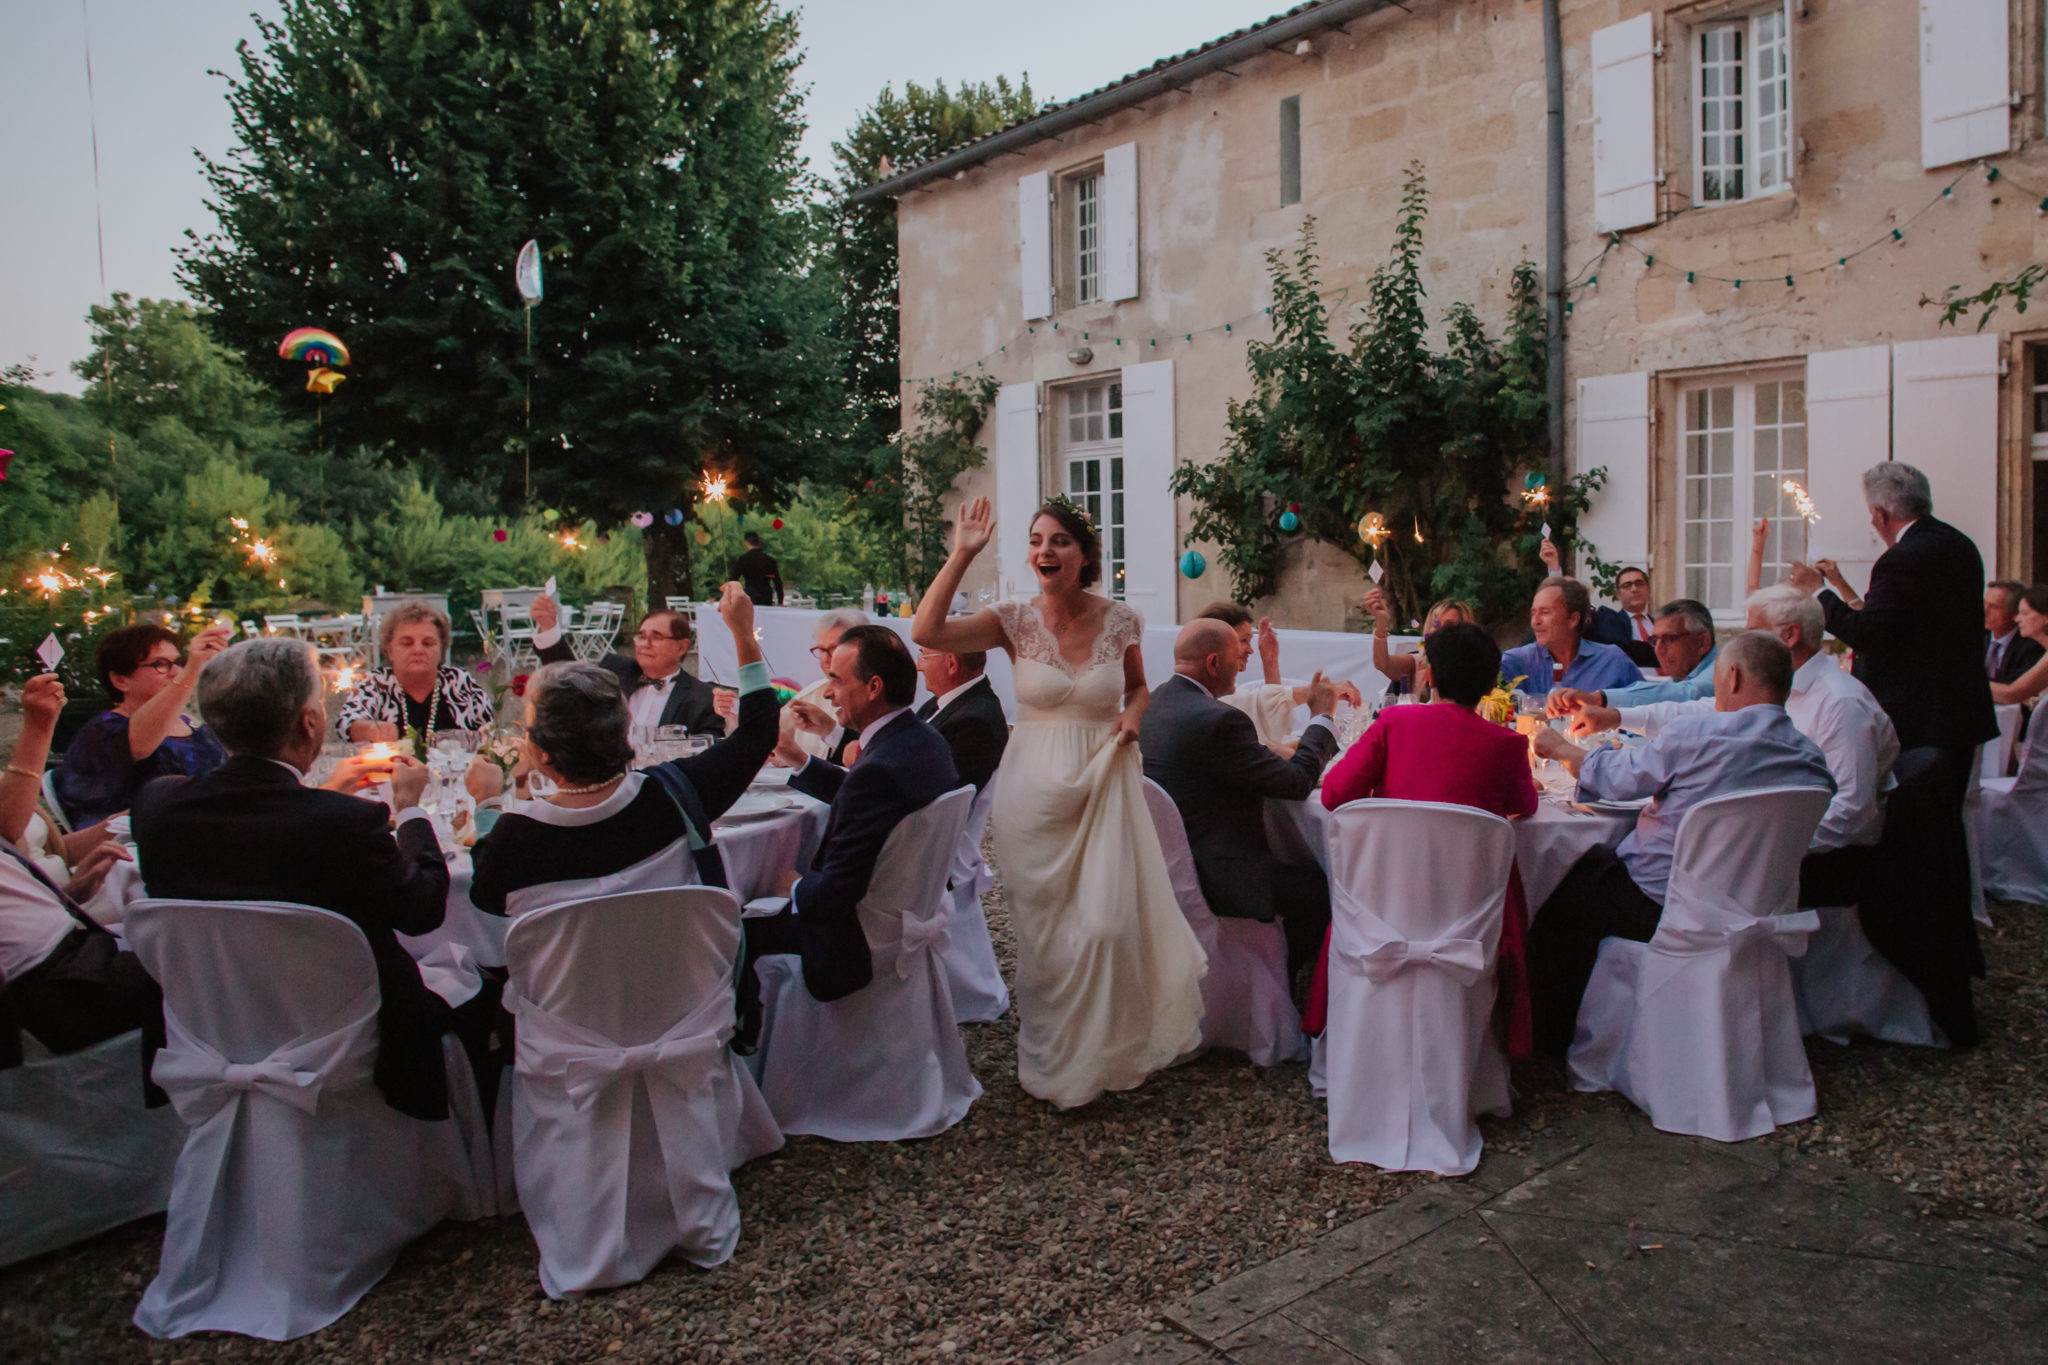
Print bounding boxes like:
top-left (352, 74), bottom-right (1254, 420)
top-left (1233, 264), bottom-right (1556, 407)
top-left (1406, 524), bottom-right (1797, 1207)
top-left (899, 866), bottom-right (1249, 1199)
top-left (196, 638), bottom-right (321, 758)
top-left (815, 608), bottom-right (867, 643)
top-left (524, 661), bottom-right (633, 785)
top-left (1745, 583), bottom-right (1824, 644)
top-left (1861, 463), bottom-right (1933, 522)
top-left (377, 599), bottom-right (452, 660)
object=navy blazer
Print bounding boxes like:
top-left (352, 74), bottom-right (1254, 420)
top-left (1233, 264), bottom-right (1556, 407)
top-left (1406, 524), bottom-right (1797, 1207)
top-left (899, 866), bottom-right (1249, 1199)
top-left (1585, 605), bottom-right (1658, 668)
top-left (784, 711), bottom-right (959, 1001)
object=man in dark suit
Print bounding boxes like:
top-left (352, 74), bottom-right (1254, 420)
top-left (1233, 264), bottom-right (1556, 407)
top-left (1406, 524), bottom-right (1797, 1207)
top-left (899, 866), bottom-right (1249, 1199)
top-left (732, 531), bottom-right (784, 607)
top-left (531, 593), bottom-right (720, 735)
top-left (1985, 580), bottom-right (2043, 684)
top-left (1139, 618), bottom-right (1340, 976)
top-left (133, 638), bottom-right (480, 1120)
top-left (913, 646), bottom-right (1008, 791)
top-left (752, 626), bottom-right (959, 1001)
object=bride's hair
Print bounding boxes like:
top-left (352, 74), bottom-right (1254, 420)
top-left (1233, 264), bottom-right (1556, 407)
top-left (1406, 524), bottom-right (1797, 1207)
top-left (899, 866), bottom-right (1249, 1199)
top-left (1031, 500), bottom-right (1102, 589)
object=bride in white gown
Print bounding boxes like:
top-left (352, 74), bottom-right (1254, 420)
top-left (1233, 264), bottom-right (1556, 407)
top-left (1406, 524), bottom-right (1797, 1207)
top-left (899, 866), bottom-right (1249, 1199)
top-left (913, 496), bottom-right (1206, 1108)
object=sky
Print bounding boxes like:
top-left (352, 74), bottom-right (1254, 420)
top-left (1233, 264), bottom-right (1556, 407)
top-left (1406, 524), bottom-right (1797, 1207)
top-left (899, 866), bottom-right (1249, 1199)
top-left (1, 0), bottom-right (1284, 394)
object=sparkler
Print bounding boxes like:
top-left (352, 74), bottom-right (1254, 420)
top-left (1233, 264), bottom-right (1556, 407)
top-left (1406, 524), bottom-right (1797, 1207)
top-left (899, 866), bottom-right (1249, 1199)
top-left (1358, 511), bottom-right (1390, 583)
top-left (1782, 479), bottom-right (1820, 560)
top-left (1413, 514), bottom-right (1424, 544)
top-left (702, 471), bottom-right (730, 504)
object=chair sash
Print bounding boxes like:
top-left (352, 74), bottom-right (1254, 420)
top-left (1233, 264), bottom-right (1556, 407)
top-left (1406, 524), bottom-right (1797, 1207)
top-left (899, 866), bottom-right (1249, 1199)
top-left (510, 981), bottom-right (733, 1114)
top-left (1656, 880), bottom-right (1820, 959)
top-left (893, 908), bottom-right (951, 980)
top-left (151, 984), bottom-right (380, 1130)
top-left (1327, 888), bottom-right (1498, 988)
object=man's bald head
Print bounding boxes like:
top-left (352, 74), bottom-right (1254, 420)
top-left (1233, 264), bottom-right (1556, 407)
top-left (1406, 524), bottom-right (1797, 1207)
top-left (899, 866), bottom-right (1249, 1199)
top-left (1174, 618), bottom-right (1245, 697)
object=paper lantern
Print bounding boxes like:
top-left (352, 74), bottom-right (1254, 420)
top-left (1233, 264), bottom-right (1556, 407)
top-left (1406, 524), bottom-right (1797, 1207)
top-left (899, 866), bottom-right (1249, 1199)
top-left (771, 518), bottom-right (784, 530)
top-left (1179, 550), bottom-right (1207, 579)
top-left (665, 509), bottom-right (685, 526)
top-left (629, 511), bottom-right (653, 528)
top-left (542, 508), bottom-right (561, 523)
top-left (491, 529), bottom-right (508, 543)
top-left (1278, 510), bottom-right (1300, 533)
top-left (694, 529), bottom-right (710, 545)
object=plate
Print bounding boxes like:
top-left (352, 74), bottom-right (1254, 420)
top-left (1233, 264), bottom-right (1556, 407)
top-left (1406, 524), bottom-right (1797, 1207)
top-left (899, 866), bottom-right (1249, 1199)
top-left (720, 792), bottom-right (793, 822)
top-left (1586, 797), bottom-right (1651, 813)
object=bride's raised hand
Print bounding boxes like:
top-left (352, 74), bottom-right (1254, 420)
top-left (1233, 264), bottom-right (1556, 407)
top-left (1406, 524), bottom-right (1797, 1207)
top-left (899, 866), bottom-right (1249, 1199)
top-left (953, 496), bottom-right (994, 560)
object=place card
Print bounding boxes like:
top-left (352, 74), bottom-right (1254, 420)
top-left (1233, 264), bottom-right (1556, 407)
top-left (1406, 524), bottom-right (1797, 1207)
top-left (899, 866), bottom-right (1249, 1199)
top-left (1367, 560), bottom-right (1384, 583)
top-left (34, 633), bottom-right (62, 671)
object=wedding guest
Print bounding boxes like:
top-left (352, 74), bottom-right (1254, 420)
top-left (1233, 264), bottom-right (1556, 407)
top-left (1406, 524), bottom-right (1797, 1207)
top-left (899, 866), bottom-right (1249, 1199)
top-left (913, 645), bottom-right (1008, 791)
top-left (1500, 577), bottom-right (1642, 699)
top-left (1984, 581), bottom-right (2041, 685)
top-left (751, 626), bottom-right (958, 1002)
top-left (1540, 542), bottom-right (1657, 667)
top-left (733, 531), bottom-right (785, 607)
top-left (54, 622), bottom-right (232, 828)
top-left (338, 599), bottom-right (495, 742)
top-left (1195, 602), bottom-right (1362, 748)
top-left (0, 672), bottom-right (161, 1082)
top-left (1363, 591), bottom-right (1478, 700)
top-left (782, 608), bottom-right (876, 764)
top-left (1308, 623), bottom-right (1541, 1054)
top-left (1989, 584), bottom-right (2048, 707)
top-left (134, 638), bottom-right (484, 1120)
top-left (1140, 618), bottom-right (1340, 977)
top-left (1553, 600), bottom-right (1718, 713)
top-left (470, 585), bottom-right (777, 918)
top-left (530, 594), bottom-right (720, 736)
top-left (1526, 631), bottom-right (1833, 1057)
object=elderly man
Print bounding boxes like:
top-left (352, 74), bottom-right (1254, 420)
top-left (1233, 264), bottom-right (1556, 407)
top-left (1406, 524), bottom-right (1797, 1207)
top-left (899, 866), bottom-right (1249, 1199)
top-left (1525, 631), bottom-right (1834, 1056)
top-left (531, 594), bottom-right (720, 736)
top-left (1140, 619), bottom-right (1339, 975)
top-left (914, 646), bottom-right (1008, 791)
top-left (133, 638), bottom-right (488, 1121)
top-left (1553, 599), bottom-right (1718, 713)
top-left (1500, 576), bottom-right (1644, 698)
top-left (782, 608), bottom-right (872, 764)
top-left (1985, 580), bottom-right (2042, 684)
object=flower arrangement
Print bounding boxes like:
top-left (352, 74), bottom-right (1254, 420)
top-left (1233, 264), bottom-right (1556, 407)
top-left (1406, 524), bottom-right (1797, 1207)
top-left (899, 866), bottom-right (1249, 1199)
top-left (479, 730), bottom-right (523, 781)
top-left (1477, 672), bottom-right (1528, 726)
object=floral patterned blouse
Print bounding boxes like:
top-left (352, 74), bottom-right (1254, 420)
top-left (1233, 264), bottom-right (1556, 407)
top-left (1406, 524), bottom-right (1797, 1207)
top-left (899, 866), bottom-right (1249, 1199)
top-left (334, 664), bottom-right (495, 740)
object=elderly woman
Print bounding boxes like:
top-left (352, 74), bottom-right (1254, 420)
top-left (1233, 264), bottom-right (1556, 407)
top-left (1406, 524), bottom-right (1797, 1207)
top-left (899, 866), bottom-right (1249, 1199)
top-left (54, 622), bottom-right (233, 829)
top-left (469, 584), bottom-right (777, 919)
top-left (337, 599), bottom-right (495, 742)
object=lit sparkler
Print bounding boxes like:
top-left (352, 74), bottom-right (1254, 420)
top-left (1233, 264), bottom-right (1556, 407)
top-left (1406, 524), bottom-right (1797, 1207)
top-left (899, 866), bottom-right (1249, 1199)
top-left (246, 538), bottom-right (276, 565)
top-left (1781, 480), bottom-right (1820, 526)
top-left (702, 471), bottom-right (730, 503)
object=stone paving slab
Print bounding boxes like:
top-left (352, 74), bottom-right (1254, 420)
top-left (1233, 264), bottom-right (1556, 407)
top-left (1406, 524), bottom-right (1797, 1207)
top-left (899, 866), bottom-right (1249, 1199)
top-left (1068, 1106), bottom-right (2047, 1365)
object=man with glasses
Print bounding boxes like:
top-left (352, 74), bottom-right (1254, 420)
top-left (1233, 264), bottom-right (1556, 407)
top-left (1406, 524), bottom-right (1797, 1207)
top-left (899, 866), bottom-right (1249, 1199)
top-left (783, 609), bottom-right (874, 765)
top-left (1554, 599), bottom-right (1719, 712)
top-left (531, 595), bottom-right (721, 735)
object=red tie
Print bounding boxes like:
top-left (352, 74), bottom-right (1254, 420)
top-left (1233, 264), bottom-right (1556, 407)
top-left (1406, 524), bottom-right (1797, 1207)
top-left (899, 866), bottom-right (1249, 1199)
top-left (1633, 614), bottom-right (1650, 642)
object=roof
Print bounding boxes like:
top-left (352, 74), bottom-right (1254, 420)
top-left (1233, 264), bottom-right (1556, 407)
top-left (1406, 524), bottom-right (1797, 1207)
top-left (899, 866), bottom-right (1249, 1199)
top-left (848, 0), bottom-right (1393, 203)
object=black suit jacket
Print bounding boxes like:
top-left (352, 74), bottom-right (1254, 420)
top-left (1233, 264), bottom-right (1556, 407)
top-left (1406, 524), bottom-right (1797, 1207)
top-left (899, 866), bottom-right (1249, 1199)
top-left (732, 547), bottom-right (783, 606)
top-left (915, 676), bottom-right (1009, 791)
top-left (132, 757), bottom-right (457, 1120)
top-left (1989, 631), bottom-right (2044, 685)
top-left (537, 636), bottom-right (721, 735)
top-left (1585, 605), bottom-right (1658, 668)
top-left (1820, 516), bottom-right (1998, 754)
top-left (784, 712), bottom-right (959, 1001)
top-left (1139, 676), bottom-right (1339, 921)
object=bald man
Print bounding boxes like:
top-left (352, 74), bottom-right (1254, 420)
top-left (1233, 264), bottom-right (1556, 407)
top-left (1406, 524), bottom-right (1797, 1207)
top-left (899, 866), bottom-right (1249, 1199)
top-left (1139, 619), bottom-right (1340, 979)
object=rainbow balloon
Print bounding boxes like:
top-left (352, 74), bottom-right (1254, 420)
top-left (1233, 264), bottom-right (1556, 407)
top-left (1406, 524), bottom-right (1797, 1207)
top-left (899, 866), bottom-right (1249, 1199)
top-left (278, 327), bottom-right (350, 367)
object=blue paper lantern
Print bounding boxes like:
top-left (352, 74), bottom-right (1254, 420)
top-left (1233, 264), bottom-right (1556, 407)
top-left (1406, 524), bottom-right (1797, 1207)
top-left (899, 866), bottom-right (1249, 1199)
top-left (1278, 510), bottom-right (1300, 533)
top-left (664, 508), bottom-right (685, 526)
top-left (1523, 471), bottom-right (1546, 491)
top-left (1179, 550), bottom-right (1207, 579)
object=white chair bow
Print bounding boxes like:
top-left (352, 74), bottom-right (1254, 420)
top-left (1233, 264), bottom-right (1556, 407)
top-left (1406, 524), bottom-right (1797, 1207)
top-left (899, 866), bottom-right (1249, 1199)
top-left (897, 910), bottom-right (951, 979)
top-left (152, 987), bottom-right (377, 1127)
top-left (512, 985), bottom-right (731, 1114)
top-left (1335, 934), bottom-right (1489, 986)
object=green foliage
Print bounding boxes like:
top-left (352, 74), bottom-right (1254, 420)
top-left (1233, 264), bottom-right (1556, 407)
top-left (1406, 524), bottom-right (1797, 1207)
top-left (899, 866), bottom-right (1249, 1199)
top-left (1937, 264), bottom-right (2044, 332)
top-left (853, 374), bottom-right (999, 597)
top-left (179, 0), bottom-right (847, 606)
top-left (829, 77), bottom-right (1042, 451)
top-left (1171, 165), bottom-right (1597, 629)
top-left (685, 493), bottom-right (895, 605)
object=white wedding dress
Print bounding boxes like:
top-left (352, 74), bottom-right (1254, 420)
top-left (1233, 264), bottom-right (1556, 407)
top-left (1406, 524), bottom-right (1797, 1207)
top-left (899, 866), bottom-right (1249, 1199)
top-left (991, 598), bottom-right (1207, 1108)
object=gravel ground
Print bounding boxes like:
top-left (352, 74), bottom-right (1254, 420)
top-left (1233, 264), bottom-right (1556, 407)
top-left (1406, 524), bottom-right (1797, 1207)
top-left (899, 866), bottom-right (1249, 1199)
top-left (5, 838), bottom-right (2043, 1364)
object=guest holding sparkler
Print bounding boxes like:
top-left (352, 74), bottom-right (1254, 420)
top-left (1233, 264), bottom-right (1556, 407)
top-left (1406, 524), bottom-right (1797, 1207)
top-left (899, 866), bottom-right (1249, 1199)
top-left (54, 623), bottom-right (234, 828)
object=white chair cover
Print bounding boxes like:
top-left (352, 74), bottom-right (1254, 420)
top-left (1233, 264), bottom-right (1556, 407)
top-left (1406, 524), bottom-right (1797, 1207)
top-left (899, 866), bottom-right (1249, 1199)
top-left (504, 886), bottom-right (782, 1297)
top-left (0, 1029), bottom-right (184, 1267)
top-left (1790, 905), bottom-right (1944, 1048)
top-left (1322, 799), bottom-right (1515, 1176)
top-left (125, 899), bottom-right (493, 1341)
top-left (1568, 786), bottom-right (1832, 1142)
top-left (1140, 778), bottom-right (1302, 1067)
top-left (1978, 732), bottom-right (2048, 906)
top-left (753, 787), bottom-right (982, 1141)
top-left (941, 778), bottom-right (1010, 1022)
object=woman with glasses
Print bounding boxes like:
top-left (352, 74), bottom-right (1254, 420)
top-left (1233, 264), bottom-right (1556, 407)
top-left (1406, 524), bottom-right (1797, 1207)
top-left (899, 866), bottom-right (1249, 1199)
top-left (54, 622), bottom-right (234, 828)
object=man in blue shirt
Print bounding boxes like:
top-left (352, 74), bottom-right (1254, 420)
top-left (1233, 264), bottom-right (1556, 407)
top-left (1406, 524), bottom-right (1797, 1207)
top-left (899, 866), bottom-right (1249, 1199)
top-left (1554, 599), bottom-right (1719, 712)
top-left (1524, 631), bottom-right (1834, 1057)
top-left (1499, 576), bottom-right (1643, 698)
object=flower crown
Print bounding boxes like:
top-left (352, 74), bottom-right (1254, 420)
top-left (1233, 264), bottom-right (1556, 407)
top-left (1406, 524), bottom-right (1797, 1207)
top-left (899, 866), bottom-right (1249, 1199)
top-left (1040, 492), bottom-right (1095, 527)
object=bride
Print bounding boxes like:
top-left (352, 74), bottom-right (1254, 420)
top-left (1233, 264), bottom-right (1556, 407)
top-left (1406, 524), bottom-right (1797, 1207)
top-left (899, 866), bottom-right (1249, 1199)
top-left (913, 495), bottom-right (1206, 1108)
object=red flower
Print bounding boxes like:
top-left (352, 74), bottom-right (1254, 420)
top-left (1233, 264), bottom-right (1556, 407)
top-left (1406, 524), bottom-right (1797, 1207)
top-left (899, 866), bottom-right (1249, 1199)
top-left (492, 529), bottom-right (508, 543)
top-left (510, 673), bottom-right (530, 697)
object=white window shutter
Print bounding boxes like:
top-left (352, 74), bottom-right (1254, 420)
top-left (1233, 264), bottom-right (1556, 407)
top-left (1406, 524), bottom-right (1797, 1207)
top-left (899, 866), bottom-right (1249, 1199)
top-left (1803, 346), bottom-right (1891, 594)
top-left (1117, 361), bottom-right (1176, 623)
top-left (1892, 334), bottom-right (2001, 567)
top-left (1919, 0), bottom-right (2010, 169)
top-left (1574, 371), bottom-right (1652, 574)
top-left (1591, 14), bottom-right (1657, 233)
top-left (994, 382), bottom-right (1042, 598)
top-left (1103, 143), bottom-right (1140, 302)
top-left (1018, 172), bottom-right (1052, 321)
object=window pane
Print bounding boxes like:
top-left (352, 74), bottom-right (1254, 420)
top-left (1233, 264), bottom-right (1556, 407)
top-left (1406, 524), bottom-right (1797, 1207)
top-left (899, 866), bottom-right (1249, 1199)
top-left (1710, 567), bottom-right (1733, 605)
top-left (1782, 381), bottom-right (1806, 422)
top-left (1279, 95), bottom-right (1302, 208)
top-left (1686, 567), bottom-right (1707, 600)
top-left (1781, 424), bottom-right (1806, 470)
top-left (1086, 461), bottom-right (1101, 493)
top-left (1110, 455), bottom-right (1123, 487)
top-left (1108, 410), bottom-right (1122, 440)
top-left (1686, 433), bottom-right (1708, 477)
top-left (1756, 382), bottom-right (1778, 425)
top-left (1711, 431), bottom-right (1734, 475)
top-left (1686, 478), bottom-right (1706, 520)
top-left (1710, 476), bottom-right (1733, 520)
top-left (1686, 522), bottom-right (1705, 563)
top-left (1710, 386), bottom-right (1734, 427)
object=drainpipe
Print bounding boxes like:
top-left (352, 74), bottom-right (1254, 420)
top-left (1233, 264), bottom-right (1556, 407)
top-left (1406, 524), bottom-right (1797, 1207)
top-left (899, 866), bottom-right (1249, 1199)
top-left (1543, 0), bottom-right (1568, 502)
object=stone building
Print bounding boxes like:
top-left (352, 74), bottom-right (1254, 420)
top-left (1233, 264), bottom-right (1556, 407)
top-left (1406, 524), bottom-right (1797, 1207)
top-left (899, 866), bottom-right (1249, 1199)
top-left (859, 0), bottom-right (2047, 628)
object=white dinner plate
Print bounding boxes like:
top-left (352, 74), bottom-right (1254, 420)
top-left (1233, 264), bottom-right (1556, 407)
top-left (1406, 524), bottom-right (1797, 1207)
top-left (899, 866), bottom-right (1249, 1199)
top-left (720, 791), bottom-right (793, 822)
top-left (1585, 797), bottom-right (1651, 814)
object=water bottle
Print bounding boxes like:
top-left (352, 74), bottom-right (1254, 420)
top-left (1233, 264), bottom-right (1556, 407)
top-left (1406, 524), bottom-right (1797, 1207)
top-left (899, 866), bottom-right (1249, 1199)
top-left (862, 583), bottom-right (875, 614)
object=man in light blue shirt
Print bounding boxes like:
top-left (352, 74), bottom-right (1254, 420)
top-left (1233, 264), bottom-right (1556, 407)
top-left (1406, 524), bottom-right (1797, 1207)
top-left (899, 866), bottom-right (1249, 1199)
top-left (1525, 631), bottom-right (1834, 1056)
top-left (1500, 576), bottom-right (1643, 697)
top-left (1557, 599), bottom-right (1718, 711)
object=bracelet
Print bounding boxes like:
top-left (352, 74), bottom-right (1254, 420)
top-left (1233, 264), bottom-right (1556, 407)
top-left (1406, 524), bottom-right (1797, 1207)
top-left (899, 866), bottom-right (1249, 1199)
top-left (4, 765), bottom-right (40, 780)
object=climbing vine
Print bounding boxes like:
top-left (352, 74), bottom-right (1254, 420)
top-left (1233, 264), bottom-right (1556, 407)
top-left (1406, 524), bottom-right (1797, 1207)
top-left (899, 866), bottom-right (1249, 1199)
top-left (855, 373), bottom-right (1000, 596)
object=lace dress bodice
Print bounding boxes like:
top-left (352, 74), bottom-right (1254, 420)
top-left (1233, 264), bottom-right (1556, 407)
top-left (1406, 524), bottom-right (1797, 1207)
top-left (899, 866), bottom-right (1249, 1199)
top-left (994, 598), bottom-right (1144, 724)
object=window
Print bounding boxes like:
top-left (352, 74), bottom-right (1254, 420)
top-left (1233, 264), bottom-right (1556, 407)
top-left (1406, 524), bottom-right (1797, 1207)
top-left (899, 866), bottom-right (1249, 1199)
top-left (1060, 379), bottom-right (1125, 598)
top-left (1060, 168), bottom-right (1103, 308)
top-left (1680, 375), bottom-right (1806, 612)
top-left (1694, 5), bottom-right (1791, 204)
top-left (1279, 96), bottom-right (1302, 207)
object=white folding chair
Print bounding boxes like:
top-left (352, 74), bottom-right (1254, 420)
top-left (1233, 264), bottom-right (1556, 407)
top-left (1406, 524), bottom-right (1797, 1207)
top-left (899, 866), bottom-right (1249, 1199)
top-left (261, 614), bottom-right (306, 637)
top-left (941, 779), bottom-right (1010, 1022)
top-left (504, 886), bottom-right (782, 1297)
top-left (1790, 905), bottom-right (1944, 1048)
top-left (752, 787), bottom-right (982, 1141)
top-left (666, 596), bottom-right (694, 613)
top-left (1978, 732), bottom-right (2048, 906)
top-left (1322, 799), bottom-right (1515, 1175)
top-left (0, 1029), bottom-right (184, 1268)
top-left (1568, 786), bottom-right (1832, 1142)
top-left (1141, 778), bottom-right (1302, 1067)
top-left (124, 899), bottom-right (494, 1341)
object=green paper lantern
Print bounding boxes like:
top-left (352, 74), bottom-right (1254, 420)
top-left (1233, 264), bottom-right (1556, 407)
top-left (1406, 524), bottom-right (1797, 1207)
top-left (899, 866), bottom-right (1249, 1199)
top-left (1279, 510), bottom-right (1300, 533)
top-left (1178, 550), bottom-right (1207, 579)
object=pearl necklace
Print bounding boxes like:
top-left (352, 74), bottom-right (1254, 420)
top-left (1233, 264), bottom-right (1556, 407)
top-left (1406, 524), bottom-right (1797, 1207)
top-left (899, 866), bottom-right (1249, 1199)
top-left (550, 772), bottom-right (626, 797)
top-left (402, 672), bottom-right (444, 757)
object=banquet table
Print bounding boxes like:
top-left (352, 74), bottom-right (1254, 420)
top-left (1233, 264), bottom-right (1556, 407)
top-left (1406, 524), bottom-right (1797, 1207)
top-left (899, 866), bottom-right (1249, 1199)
top-left (1263, 781), bottom-right (1637, 913)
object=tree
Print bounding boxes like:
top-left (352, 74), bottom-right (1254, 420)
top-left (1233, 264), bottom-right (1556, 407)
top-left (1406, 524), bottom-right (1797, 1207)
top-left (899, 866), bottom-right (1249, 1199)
top-left (180, 0), bottom-right (845, 607)
top-left (1171, 166), bottom-right (1600, 629)
top-left (829, 78), bottom-right (1041, 453)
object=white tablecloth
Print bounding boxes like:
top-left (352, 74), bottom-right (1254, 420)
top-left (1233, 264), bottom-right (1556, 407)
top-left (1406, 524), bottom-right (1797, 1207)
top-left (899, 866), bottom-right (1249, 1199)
top-left (1983, 703), bottom-right (2022, 782)
top-left (1263, 790), bottom-right (1636, 914)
